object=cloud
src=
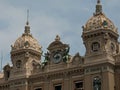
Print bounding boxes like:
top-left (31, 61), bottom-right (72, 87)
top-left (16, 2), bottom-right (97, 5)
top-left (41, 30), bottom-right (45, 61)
top-left (0, 0), bottom-right (120, 68)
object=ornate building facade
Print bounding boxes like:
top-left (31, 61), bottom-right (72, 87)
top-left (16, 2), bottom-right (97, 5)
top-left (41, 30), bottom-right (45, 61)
top-left (0, 0), bottom-right (120, 90)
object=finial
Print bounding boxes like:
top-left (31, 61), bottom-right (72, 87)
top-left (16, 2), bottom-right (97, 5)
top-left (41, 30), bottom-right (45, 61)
top-left (95, 0), bottom-right (102, 15)
top-left (55, 35), bottom-right (60, 41)
top-left (24, 9), bottom-right (30, 34)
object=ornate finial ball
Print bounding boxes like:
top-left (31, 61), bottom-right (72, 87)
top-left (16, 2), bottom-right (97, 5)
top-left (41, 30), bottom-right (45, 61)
top-left (97, 0), bottom-right (100, 4)
top-left (26, 21), bottom-right (29, 25)
top-left (55, 35), bottom-right (60, 41)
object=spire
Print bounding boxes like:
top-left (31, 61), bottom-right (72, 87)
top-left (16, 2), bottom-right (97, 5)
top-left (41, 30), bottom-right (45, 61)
top-left (95, 0), bottom-right (102, 15)
top-left (24, 9), bottom-right (30, 34)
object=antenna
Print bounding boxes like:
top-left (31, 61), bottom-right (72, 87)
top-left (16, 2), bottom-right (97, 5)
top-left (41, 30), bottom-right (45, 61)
top-left (0, 51), bottom-right (3, 72)
top-left (26, 9), bottom-right (29, 25)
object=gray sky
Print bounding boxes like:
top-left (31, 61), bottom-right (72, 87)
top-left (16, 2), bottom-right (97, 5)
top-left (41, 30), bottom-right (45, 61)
top-left (0, 0), bottom-right (120, 67)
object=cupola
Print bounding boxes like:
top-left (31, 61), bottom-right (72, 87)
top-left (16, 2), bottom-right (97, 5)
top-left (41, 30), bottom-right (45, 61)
top-left (82, 0), bottom-right (118, 34)
top-left (11, 21), bottom-right (42, 53)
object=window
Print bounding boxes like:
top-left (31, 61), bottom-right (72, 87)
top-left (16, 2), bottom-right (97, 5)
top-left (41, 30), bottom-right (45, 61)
top-left (91, 42), bottom-right (100, 52)
top-left (35, 88), bottom-right (42, 90)
top-left (55, 85), bottom-right (62, 90)
top-left (5, 70), bottom-right (10, 80)
top-left (16, 60), bottom-right (22, 68)
top-left (6, 71), bottom-right (10, 78)
top-left (75, 81), bottom-right (83, 90)
top-left (93, 76), bottom-right (101, 90)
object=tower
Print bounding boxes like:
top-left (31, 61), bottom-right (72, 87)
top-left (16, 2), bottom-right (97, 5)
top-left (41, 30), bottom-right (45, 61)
top-left (10, 20), bottom-right (42, 90)
top-left (82, 0), bottom-right (119, 90)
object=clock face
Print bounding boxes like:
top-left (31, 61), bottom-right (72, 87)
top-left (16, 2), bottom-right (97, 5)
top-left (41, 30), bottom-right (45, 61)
top-left (53, 53), bottom-right (62, 63)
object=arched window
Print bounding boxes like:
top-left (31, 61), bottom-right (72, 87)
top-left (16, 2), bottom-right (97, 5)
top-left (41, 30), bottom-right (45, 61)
top-left (16, 60), bottom-right (22, 68)
top-left (5, 70), bottom-right (10, 80)
top-left (6, 71), bottom-right (10, 78)
top-left (93, 76), bottom-right (101, 90)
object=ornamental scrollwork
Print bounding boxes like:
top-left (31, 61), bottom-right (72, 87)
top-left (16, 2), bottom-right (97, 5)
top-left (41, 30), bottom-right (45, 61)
top-left (63, 45), bottom-right (70, 63)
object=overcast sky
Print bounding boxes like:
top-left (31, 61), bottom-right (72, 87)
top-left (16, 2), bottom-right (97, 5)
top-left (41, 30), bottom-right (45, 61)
top-left (0, 0), bottom-right (120, 67)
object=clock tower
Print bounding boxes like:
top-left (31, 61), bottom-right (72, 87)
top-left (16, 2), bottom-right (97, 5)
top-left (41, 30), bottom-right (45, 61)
top-left (44, 35), bottom-right (70, 70)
